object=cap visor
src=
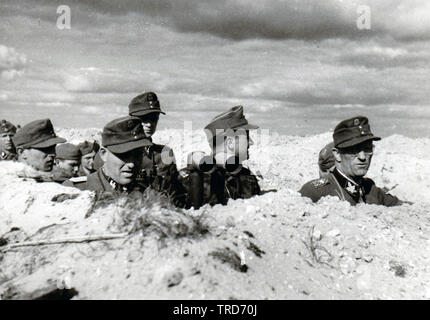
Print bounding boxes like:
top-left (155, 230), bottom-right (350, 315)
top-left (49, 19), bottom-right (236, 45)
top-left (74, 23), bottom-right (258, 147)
top-left (130, 110), bottom-right (166, 117)
top-left (106, 138), bottom-right (152, 154)
top-left (337, 135), bottom-right (381, 148)
top-left (32, 137), bottom-right (67, 148)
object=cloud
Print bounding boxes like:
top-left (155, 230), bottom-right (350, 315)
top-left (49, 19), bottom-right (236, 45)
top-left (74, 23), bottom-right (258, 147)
top-left (62, 69), bottom-right (169, 94)
top-left (0, 44), bottom-right (27, 80)
top-left (8, 0), bottom-right (427, 42)
top-left (337, 44), bottom-right (430, 69)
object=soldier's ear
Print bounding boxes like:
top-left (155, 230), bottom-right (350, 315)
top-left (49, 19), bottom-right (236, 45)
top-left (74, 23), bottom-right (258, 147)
top-left (16, 147), bottom-right (25, 159)
top-left (99, 147), bottom-right (108, 162)
top-left (332, 148), bottom-right (342, 162)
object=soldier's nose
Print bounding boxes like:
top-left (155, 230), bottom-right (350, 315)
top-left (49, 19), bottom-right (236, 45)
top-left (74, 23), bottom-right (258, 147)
top-left (357, 151), bottom-right (366, 160)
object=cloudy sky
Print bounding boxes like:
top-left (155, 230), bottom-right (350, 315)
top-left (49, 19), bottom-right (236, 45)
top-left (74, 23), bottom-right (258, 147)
top-left (1, 0), bottom-right (430, 137)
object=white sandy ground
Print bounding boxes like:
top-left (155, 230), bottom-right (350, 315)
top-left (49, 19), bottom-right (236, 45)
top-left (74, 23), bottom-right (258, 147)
top-left (0, 129), bottom-right (430, 299)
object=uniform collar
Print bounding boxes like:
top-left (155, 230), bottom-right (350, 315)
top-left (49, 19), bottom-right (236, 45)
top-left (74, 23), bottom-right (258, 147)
top-left (333, 168), bottom-right (364, 201)
top-left (101, 168), bottom-right (136, 193)
top-left (1, 149), bottom-right (16, 160)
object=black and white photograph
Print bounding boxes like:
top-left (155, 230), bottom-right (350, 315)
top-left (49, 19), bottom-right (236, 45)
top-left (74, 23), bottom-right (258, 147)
top-left (1, 0), bottom-right (430, 303)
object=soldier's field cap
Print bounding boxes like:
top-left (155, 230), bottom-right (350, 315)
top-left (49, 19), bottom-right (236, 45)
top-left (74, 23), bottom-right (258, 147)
top-left (78, 140), bottom-right (100, 156)
top-left (318, 142), bottom-right (335, 171)
top-left (56, 143), bottom-right (81, 161)
top-left (102, 116), bottom-right (152, 153)
top-left (12, 119), bottom-right (66, 149)
top-left (204, 105), bottom-right (258, 141)
top-left (128, 92), bottom-right (166, 117)
top-left (333, 116), bottom-right (381, 149)
top-left (0, 120), bottom-right (17, 134)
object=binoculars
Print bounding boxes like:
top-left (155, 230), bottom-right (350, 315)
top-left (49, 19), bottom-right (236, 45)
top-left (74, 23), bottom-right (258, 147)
top-left (186, 151), bottom-right (243, 210)
top-left (187, 151), bottom-right (242, 174)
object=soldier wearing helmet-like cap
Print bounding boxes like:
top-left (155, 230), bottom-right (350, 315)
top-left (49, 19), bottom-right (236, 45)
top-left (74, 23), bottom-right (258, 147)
top-left (77, 140), bottom-right (100, 176)
top-left (91, 92), bottom-right (186, 207)
top-left (0, 119), bottom-right (18, 161)
top-left (299, 116), bottom-right (407, 206)
top-left (13, 119), bottom-right (66, 172)
top-left (128, 92), bottom-right (186, 207)
top-left (74, 116), bottom-right (152, 193)
top-left (179, 105), bottom-right (261, 209)
top-left (318, 142), bottom-right (335, 178)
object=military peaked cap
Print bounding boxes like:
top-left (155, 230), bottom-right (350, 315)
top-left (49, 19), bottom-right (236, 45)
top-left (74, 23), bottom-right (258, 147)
top-left (56, 143), bottom-right (81, 160)
top-left (128, 92), bottom-right (166, 117)
top-left (102, 116), bottom-right (152, 153)
top-left (204, 105), bottom-right (258, 142)
top-left (318, 142), bottom-right (335, 171)
top-left (78, 140), bottom-right (100, 156)
top-left (12, 119), bottom-right (66, 149)
top-left (333, 116), bottom-right (381, 148)
top-left (0, 120), bottom-right (17, 134)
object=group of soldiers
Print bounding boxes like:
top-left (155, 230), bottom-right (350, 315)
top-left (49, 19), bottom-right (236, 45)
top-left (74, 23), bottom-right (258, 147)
top-left (0, 92), bottom-right (406, 209)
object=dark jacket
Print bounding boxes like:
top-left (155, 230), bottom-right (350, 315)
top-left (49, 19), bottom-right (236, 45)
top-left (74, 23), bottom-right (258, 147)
top-left (179, 165), bottom-right (261, 209)
top-left (135, 144), bottom-right (186, 208)
top-left (90, 143), bottom-right (186, 207)
top-left (83, 168), bottom-right (144, 193)
top-left (299, 168), bottom-right (402, 206)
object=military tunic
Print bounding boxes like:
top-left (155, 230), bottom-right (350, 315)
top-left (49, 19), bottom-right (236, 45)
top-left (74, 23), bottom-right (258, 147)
top-left (83, 168), bottom-right (144, 194)
top-left (135, 144), bottom-right (186, 208)
top-left (179, 165), bottom-right (261, 209)
top-left (87, 143), bottom-right (186, 207)
top-left (299, 168), bottom-right (401, 207)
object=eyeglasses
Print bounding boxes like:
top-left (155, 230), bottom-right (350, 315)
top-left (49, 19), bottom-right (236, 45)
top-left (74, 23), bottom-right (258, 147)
top-left (339, 144), bottom-right (374, 156)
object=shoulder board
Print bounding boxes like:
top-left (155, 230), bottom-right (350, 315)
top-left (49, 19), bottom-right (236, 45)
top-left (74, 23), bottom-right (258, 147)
top-left (69, 176), bottom-right (88, 183)
top-left (311, 178), bottom-right (329, 188)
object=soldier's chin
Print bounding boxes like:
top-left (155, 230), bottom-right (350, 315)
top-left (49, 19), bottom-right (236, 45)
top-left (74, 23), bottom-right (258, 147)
top-left (353, 167), bottom-right (368, 176)
top-left (119, 173), bottom-right (134, 184)
top-left (144, 130), bottom-right (154, 137)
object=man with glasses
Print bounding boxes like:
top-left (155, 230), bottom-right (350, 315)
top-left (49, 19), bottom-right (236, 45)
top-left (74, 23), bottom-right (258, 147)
top-left (299, 116), bottom-right (403, 206)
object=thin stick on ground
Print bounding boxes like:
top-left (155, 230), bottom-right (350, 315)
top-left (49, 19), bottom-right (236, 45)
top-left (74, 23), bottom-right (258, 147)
top-left (0, 233), bottom-right (127, 252)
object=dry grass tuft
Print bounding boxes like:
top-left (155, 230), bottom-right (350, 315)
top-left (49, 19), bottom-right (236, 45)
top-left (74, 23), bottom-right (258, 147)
top-left (90, 188), bottom-right (209, 240)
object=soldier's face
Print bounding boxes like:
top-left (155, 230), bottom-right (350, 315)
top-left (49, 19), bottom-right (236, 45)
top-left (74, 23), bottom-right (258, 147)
top-left (101, 147), bottom-right (143, 185)
top-left (139, 113), bottom-right (159, 137)
top-left (233, 130), bottom-right (253, 161)
top-left (81, 151), bottom-right (96, 171)
top-left (0, 132), bottom-right (14, 151)
top-left (57, 159), bottom-right (80, 177)
top-left (20, 146), bottom-right (56, 172)
top-left (335, 141), bottom-right (374, 178)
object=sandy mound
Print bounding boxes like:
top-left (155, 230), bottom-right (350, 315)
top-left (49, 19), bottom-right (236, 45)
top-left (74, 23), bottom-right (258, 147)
top-left (1, 129), bottom-right (430, 299)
